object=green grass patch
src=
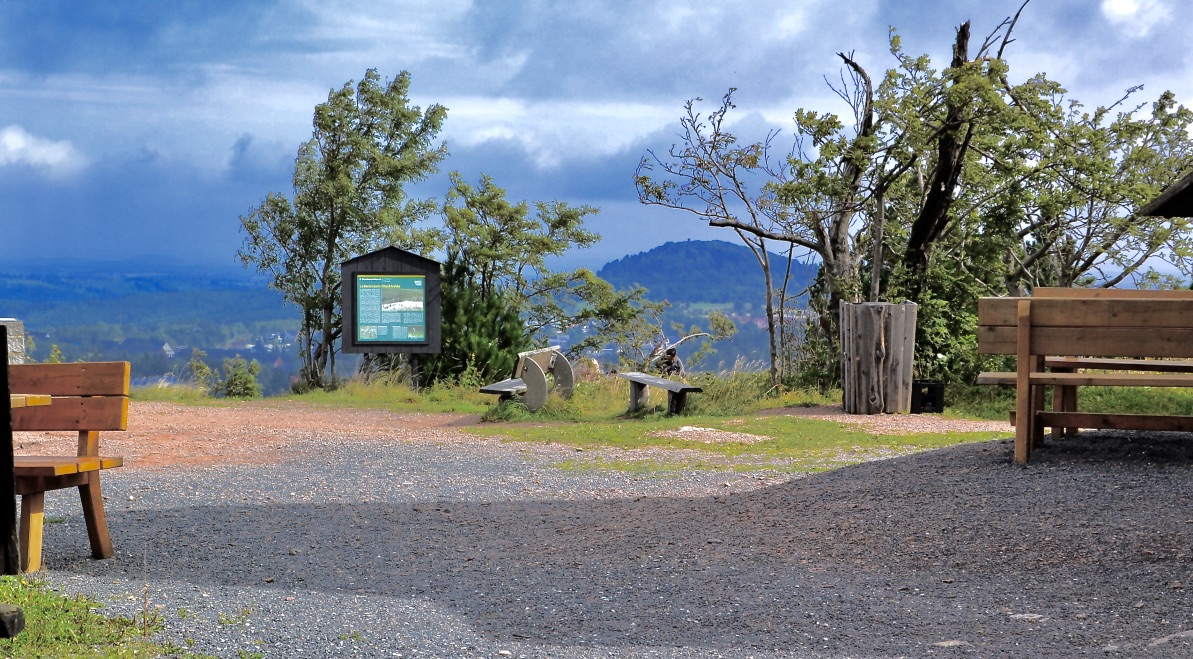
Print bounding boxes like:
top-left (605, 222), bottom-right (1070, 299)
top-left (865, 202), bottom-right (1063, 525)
top-left (946, 381), bottom-right (1193, 420)
top-left (0, 575), bottom-right (209, 658)
top-left (467, 410), bottom-right (1005, 474)
top-left (290, 378), bottom-right (491, 413)
top-left (130, 384), bottom-right (212, 404)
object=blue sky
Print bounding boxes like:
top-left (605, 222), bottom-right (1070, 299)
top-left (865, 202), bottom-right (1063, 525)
top-left (2, 0), bottom-right (1191, 275)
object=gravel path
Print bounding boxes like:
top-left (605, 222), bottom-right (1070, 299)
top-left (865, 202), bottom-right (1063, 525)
top-left (24, 406), bottom-right (1193, 658)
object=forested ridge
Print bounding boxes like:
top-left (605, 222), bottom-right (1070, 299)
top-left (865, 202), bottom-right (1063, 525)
top-left (598, 240), bottom-right (816, 309)
top-left (0, 240), bottom-right (784, 389)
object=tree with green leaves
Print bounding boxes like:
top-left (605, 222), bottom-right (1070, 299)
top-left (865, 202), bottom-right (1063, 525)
top-left (442, 171), bottom-right (600, 336)
top-left (638, 2), bottom-right (1193, 387)
top-left (238, 69), bottom-right (447, 390)
top-left (635, 93), bottom-right (814, 386)
top-left (441, 172), bottom-right (696, 363)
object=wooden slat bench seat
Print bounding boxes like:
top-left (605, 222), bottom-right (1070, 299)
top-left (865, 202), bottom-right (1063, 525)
top-left (616, 371), bottom-right (702, 415)
top-left (8, 362), bottom-right (129, 572)
top-left (977, 292), bottom-right (1193, 464)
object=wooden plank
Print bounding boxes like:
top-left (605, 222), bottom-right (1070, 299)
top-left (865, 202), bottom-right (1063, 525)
top-left (887, 302), bottom-right (917, 414)
top-left (18, 492), bottom-right (43, 572)
top-left (979, 326), bottom-right (1193, 358)
top-left (10, 396), bottom-right (128, 432)
top-left (616, 372), bottom-right (702, 393)
top-left (977, 297), bottom-right (1023, 327)
top-left (7, 362), bottom-right (130, 396)
top-left (1038, 412), bottom-right (1193, 432)
top-left (980, 297), bottom-right (1193, 329)
top-left (14, 473), bottom-right (92, 496)
top-left (8, 394), bottom-right (50, 409)
top-left (1033, 287), bottom-right (1193, 299)
top-left (1028, 372), bottom-right (1193, 387)
top-left (976, 372), bottom-right (1016, 385)
top-left (12, 456), bottom-right (106, 476)
top-left (1044, 357), bottom-right (1193, 373)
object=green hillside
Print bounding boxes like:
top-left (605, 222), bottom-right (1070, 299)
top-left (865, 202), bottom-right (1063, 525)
top-left (597, 239), bottom-right (818, 309)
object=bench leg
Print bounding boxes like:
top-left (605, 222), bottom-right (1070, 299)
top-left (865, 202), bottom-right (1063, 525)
top-left (19, 492), bottom-right (45, 573)
top-left (1061, 384), bottom-right (1078, 436)
top-left (667, 391), bottom-right (687, 415)
top-left (79, 474), bottom-right (114, 560)
top-left (1031, 368), bottom-right (1047, 449)
top-left (1013, 304), bottom-right (1037, 465)
top-left (628, 381), bottom-right (649, 412)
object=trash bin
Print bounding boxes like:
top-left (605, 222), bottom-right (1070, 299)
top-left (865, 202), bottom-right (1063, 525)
top-left (910, 380), bottom-right (944, 414)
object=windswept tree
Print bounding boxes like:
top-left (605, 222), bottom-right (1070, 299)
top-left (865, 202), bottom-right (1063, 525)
top-left (988, 89), bottom-right (1193, 293)
top-left (440, 172), bottom-right (718, 366)
top-left (635, 94), bottom-right (797, 386)
top-left (238, 69), bottom-right (447, 390)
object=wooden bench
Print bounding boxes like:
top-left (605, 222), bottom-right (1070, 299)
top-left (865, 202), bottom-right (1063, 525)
top-left (977, 295), bottom-right (1193, 464)
top-left (979, 287), bottom-right (1193, 438)
top-left (479, 346), bottom-right (574, 412)
top-left (8, 362), bottom-right (129, 572)
top-left (617, 371), bottom-right (702, 415)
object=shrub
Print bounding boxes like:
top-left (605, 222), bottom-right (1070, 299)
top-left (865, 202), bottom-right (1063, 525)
top-left (222, 354), bottom-right (263, 398)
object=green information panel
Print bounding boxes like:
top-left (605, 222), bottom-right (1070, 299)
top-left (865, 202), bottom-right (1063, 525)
top-left (354, 274), bottom-right (427, 343)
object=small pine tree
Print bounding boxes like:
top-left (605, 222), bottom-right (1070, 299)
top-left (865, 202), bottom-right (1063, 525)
top-left (418, 251), bottom-right (531, 387)
top-left (221, 355), bottom-right (263, 398)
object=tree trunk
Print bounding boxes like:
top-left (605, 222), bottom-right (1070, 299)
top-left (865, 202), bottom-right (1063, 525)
top-left (902, 21), bottom-right (973, 293)
top-left (869, 188), bottom-right (886, 302)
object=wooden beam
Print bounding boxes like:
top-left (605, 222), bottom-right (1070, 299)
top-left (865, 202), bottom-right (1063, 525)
top-left (1028, 372), bottom-right (1193, 387)
top-left (1015, 299), bottom-right (1033, 465)
top-left (7, 362), bottom-right (130, 396)
top-left (10, 397), bottom-right (128, 432)
top-left (1038, 412), bottom-right (1193, 432)
top-left (1033, 287), bottom-right (1193, 299)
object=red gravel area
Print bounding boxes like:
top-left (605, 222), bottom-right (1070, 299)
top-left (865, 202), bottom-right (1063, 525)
top-left (12, 400), bottom-right (1011, 470)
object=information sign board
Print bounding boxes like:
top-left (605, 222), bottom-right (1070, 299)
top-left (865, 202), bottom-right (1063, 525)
top-left (354, 274), bottom-right (427, 343)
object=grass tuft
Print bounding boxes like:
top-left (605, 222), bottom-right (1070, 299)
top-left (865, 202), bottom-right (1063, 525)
top-left (0, 575), bottom-right (203, 658)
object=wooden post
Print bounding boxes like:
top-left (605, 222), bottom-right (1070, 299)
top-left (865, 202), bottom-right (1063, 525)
top-left (0, 326), bottom-right (19, 575)
top-left (840, 301), bottom-right (918, 414)
top-left (0, 326), bottom-right (26, 639)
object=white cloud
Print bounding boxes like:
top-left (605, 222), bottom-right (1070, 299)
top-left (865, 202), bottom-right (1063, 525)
top-left (0, 125), bottom-right (87, 176)
top-left (443, 96), bottom-right (684, 168)
top-left (1101, 0), bottom-right (1171, 38)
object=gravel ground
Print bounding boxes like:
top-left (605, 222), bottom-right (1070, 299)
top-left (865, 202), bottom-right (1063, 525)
top-left (19, 403), bottom-right (1193, 658)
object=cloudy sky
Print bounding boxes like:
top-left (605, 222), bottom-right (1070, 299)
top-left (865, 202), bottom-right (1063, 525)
top-left (2, 0), bottom-right (1191, 275)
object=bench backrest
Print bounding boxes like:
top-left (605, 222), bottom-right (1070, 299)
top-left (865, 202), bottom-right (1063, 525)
top-left (978, 297), bottom-right (1193, 359)
top-left (7, 362), bottom-right (130, 433)
top-left (511, 346), bottom-right (563, 378)
top-left (1033, 287), bottom-right (1193, 299)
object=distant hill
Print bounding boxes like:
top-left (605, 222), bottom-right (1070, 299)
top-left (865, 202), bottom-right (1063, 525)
top-left (0, 270), bottom-right (288, 327)
top-left (597, 240), bottom-right (818, 309)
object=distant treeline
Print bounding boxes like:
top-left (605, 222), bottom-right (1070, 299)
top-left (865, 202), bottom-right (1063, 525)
top-left (597, 239), bottom-right (817, 310)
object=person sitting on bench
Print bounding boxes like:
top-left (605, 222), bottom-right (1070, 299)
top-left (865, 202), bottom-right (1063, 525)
top-left (654, 347), bottom-right (684, 377)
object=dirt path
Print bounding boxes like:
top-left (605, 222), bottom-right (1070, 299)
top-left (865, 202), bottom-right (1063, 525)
top-left (12, 400), bottom-right (1013, 471)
